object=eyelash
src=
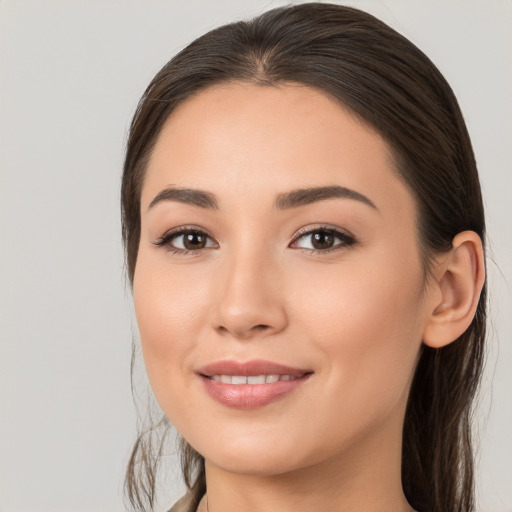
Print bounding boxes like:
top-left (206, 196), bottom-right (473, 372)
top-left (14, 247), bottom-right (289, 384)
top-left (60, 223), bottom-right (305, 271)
top-left (153, 225), bottom-right (357, 255)
top-left (290, 225), bottom-right (357, 253)
top-left (153, 225), bottom-right (218, 255)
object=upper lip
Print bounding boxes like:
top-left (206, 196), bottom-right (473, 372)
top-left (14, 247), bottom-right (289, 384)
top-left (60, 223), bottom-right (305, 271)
top-left (197, 359), bottom-right (312, 377)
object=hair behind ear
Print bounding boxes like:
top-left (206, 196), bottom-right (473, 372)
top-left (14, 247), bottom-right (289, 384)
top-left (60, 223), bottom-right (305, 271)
top-left (402, 231), bottom-right (486, 511)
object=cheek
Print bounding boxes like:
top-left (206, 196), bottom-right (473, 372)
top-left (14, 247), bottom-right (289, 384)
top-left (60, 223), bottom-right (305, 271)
top-left (132, 253), bottom-right (211, 408)
top-left (292, 248), bottom-right (426, 411)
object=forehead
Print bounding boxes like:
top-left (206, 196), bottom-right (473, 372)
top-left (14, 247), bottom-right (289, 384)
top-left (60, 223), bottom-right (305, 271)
top-left (142, 82), bottom-right (414, 218)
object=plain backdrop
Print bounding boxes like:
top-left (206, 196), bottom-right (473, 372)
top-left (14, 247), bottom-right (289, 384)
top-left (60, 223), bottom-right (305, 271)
top-left (0, 1), bottom-right (510, 511)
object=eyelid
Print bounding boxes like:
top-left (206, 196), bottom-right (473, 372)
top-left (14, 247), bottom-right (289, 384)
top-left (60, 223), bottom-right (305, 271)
top-left (153, 224), bottom-right (219, 252)
top-left (289, 224), bottom-right (357, 252)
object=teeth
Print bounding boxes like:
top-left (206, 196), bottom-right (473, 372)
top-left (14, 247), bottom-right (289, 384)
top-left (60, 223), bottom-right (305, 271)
top-left (210, 374), bottom-right (299, 384)
top-left (248, 375), bottom-right (266, 384)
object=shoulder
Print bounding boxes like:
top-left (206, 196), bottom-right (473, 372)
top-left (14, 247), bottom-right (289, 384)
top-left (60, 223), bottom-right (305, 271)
top-left (168, 493), bottom-right (193, 512)
top-left (168, 492), bottom-right (207, 512)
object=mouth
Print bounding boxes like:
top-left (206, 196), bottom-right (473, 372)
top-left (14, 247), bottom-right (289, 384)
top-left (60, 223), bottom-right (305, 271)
top-left (207, 374), bottom-right (304, 384)
top-left (196, 359), bottom-right (313, 409)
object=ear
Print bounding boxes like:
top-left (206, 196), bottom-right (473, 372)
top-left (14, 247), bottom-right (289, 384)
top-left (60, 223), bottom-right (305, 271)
top-left (423, 231), bottom-right (485, 349)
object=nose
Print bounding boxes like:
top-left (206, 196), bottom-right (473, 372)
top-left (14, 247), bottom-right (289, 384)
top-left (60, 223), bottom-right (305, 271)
top-left (211, 247), bottom-right (288, 340)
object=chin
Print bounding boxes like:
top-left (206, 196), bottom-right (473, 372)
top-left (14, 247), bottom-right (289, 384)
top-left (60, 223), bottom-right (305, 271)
top-left (206, 449), bottom-right (303, 477)
top-left (192, 429), bottom-right (325, 478)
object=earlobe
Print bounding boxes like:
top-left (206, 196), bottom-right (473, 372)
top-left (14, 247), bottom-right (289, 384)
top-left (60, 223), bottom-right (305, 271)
top-left (423, 231), bottom-right (485, 349)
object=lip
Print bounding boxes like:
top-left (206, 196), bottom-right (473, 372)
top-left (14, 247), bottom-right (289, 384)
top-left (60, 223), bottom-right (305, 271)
top-left (196, 359), bottom-right (313, 409)
top-left (197, 359), bottom-right (311, 377)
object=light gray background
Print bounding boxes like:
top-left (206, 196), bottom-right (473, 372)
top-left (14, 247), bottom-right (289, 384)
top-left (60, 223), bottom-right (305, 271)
top-left (0, 1), bottom-right (510, 511)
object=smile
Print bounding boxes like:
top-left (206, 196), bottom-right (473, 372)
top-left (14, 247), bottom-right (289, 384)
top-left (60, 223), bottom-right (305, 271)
top-left (196, 360), bottom-right (313, 409)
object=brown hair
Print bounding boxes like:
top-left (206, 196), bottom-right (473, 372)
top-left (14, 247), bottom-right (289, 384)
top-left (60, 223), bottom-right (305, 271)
top-left (121, 4), bottom-right (486, 512)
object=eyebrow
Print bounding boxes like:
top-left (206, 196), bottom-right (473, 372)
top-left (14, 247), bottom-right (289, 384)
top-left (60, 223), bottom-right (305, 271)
top-left (148, 187), bottom-right (219, 211)
top-left (147, 185), bottom-right (377, 212)
top-left (274, 185), bottom-right (377, 211)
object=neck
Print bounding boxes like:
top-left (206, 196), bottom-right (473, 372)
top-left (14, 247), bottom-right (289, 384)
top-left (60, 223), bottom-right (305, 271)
top-left (203, 412), bottom-right (414, 512)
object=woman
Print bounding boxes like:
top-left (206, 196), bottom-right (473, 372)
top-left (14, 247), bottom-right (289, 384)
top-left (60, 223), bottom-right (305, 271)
top-left (121, 4), bottom-right (486, 512)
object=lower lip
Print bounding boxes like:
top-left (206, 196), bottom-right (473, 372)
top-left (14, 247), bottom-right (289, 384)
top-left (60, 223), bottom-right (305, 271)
top-left (199, 375), bottom-right (311, 409)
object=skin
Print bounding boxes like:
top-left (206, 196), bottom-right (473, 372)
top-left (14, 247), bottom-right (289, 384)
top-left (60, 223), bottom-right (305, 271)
top-left (133, 83), bottom-right (482, 512)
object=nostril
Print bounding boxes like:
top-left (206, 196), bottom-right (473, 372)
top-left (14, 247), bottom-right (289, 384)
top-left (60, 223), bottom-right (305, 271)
top-left (246, 324), bottom-right (275, 337)
top-left (216, 322), bottom-right (273, 339)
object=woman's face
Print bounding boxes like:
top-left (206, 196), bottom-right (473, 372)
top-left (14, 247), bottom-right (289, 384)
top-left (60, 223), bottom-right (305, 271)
top-left (134, 83), bottom-right (433, 476)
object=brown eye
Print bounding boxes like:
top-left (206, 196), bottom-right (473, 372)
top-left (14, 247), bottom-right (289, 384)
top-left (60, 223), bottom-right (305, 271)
top-left (154, 228), bottom-right (218, 252)
top-left (311, 231), bottom-right (335, 250)
top-left (182, 231), bottom-right (207, 250)
top-left (291, 227), bottom-right (356, 252)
